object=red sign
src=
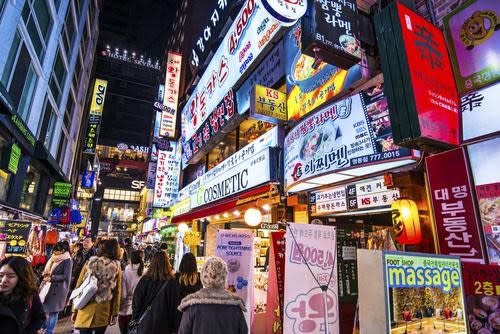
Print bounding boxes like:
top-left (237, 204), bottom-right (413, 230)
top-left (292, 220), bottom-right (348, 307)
top-left (475, 182), bottom-right (500, 266)
top-left (397, 2), bottom-right (460, 146)
top-left (461, 263), bottom-right (500, 333)
top-left (426, 148), bottom-right (484, 263)
top-left (265, 231), bottom-right (285, 334)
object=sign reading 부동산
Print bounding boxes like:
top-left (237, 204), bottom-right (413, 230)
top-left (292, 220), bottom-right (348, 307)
top-left (284, 223), bottom-right (339, 333)
top-left (384, 252), bottom-right (466, 333)
top-left (284, 85), bottom-right (411, 191)
top-left (216, 229), bottom-right (254, 333)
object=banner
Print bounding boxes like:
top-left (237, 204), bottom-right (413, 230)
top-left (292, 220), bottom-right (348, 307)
top-left (161, 52), bottom-right (182, 138)
top-left (0, 220), bottom-right (32, 254)
top-left (216, 229), bottom-right (254, 333)
top-left (266, 231), bottom-right (286, 334)
top-left (383, 252), bottom-right (466, 333)
top-left (284, 223), bottom-right (339, 333)
top-left (462, 262), bottom-right (500, 334)
top-left (153, 141), bottom-right (181, 207)
top-left (426, 148), bottom-right (485, 263)
top-left (83, 79), bottom-right (108, 154)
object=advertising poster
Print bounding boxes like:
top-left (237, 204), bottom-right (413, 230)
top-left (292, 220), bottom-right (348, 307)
top-left (284, 21), bottom-right (364, 121)
top-left (216, 229), bottom-right (254, 332)
top-left (0, 220), bottom-right (32, 254)
top-left (426, 148), bottom-right (485, 263)
top-left (384, 252), bottom-right (466, 333)
top-left (462, 262), bottom-right (500, 334)
top-left (284, 223), bottom-right (339, 334)
top-left (153, 141), bottom-right (181, 208)
top-left (461, 82), bottom-right (500, 142)
top-left (443, 0), bottom-right (500, 94)
top-left (284, 85), bottom-right (412, 191)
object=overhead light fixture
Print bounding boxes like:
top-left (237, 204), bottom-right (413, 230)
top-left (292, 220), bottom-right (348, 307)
top-left (214, 214), bottom-right (221, 220)
top-left (177, 222), bottom-right (189, 233)
top-left (262, 204), bottom-right (271, 211)
top-left (233, 210), bottom-right (241, 217)
top-left (244, 208), bottom-right (262, 227)
top-left (223, 213), bottom-right (229, 218)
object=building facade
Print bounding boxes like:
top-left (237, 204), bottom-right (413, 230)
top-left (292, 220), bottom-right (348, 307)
top-left (0, 0), bottom-right (100, 220)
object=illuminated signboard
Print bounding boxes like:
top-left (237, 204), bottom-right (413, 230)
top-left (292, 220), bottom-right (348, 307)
top-left (443, 0), bottom-right (500, 94)
top-left (375, 2), bottom-right (460, 148)
top-left (83, 79), bottom-right (108, 154)
top-left (153, 140), bottom-right (181, 208)
top-left (182, 0), bottom-right (307, 141)
top-left (1, 143), bottom-right (21, 174)
top-left (250, 84), bottom-right (287, 123)
top-left (54, 182), bottom-right (72, 198)
top-left (161, 52), bottom-right (182, 138)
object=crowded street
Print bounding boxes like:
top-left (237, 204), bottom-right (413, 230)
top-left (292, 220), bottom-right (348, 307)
top-left (0, 0), bottom-right (499, 333)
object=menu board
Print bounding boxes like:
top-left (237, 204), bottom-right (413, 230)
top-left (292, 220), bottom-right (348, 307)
top-left (0, 220), bottom-right (32, 254)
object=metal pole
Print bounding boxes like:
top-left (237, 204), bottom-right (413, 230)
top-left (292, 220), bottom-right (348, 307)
top-left (322, 288), bottom-right (330, 334)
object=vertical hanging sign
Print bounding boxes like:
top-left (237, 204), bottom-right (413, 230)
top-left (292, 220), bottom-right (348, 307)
top-left (83, 79), bottom-right (108, 154)
top-left (161, 52), bottom-right (182, 138)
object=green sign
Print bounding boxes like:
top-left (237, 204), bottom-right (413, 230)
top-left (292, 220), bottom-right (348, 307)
top-left (53, 182), bottom-right (72, 198)
top-left (52, 197), bottom-right (68, 206)
top-left (11, 115), bottom-right (35, 146)
top-left (8, 143), bottom-right (20, 174)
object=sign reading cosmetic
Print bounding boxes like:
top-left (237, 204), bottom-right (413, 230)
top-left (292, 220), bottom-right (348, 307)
top-left (376, 2), bottom-right (460, 147)
top-left (83, 79), bottom-right (108, 154)
top-left (182, 0), bottom-right (306, 141)
top-left (461, 82), bottom-right (500, 142)
top-left (426, 148), bottom-right (485, 263)
top-left (216, 229), bottom-right (254, 331)
top-left (250, 84), bottom-right (287, 123)
top-left (153, 141), bottom-right (181, 208)
top-left (383, 252), bottom-right (466, 333)
top-left (301, 0), bottom-right (362, 69)
top-left (182, 89), bottom-right (237, 163)
top-left (284, 85), bottom-right (412, 191)
top-left (161, 52), bottom-right (182, 138)
top-left (285, 22), bottom-right (364, 121)
top-left (443, 0), bottom-right (500, 94)
top-left (284, 223), bottom-right (339, 333)
top-left (190, 148), bottom-right (272, 208)
top-left (236, 41), bottom-right (284, 115)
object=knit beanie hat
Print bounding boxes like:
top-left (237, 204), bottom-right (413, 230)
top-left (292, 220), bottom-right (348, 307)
top-left (201, 256), bottom-right (227, 289)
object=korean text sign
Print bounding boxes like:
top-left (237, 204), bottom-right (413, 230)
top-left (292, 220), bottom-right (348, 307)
top-left (383, 252), bottom-right (466, 333)
top-left (216, 229), bottom-right (254, 332)
top-left (443, 0), bottom-right (500, 95)
top-left (0, 220), bottom-right (32, 255)
top-left (161, 52), bottom-right (182, 138)
top-left (397, 2), bottom-right (460, 145)
top-left (461, 262), bottom-right (500, 333)
top-left (250, 84), bottom-right (287, 123)
top-left (153, 141), bottom-right (181, 207)
top-left (284, 85), bottom-right (411, 191)
top-left (426, 148), bottom-right (484, 263)
top-left (83, 79), bottom-right (108, 154)
top-left (284, 223), bottom-right (339, 333)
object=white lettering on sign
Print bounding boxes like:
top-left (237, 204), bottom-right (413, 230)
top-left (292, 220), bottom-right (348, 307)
top-left (131, 180), bottom-right (145, 190)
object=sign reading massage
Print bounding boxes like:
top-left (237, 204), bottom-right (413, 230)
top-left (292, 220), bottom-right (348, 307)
top-left (190, 148), bottom-right (272, 208)
top-left (284, 85), bottom-right (412, 191)
top-left (182, 0), bottom-right (307, 142)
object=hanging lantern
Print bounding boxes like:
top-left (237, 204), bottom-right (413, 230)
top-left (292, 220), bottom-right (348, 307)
top-left (392, 199), bottom-right (422, 245)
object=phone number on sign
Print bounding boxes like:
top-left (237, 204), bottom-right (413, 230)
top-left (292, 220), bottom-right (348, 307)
top-left (351, 149), bottom-right (406, 166)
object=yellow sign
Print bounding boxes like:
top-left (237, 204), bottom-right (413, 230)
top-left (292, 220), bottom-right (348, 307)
top-left (250, 84), bottom-right (287, 123)
top-left (171, 198), bottom-right (190, 217)
top-left (89, 79), bottom-right (108, 116)
top-left (184, 231), bottom-right (201, 246)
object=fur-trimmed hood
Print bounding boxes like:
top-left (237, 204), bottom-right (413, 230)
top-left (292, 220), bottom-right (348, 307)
top-left (178, 287), bottom-right (246, 313)
top-left (87, 256), bottom-right (120, 303)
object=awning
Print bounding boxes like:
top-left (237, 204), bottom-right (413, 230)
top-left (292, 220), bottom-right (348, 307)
top-left (170, 184), bottom-right (273, 224)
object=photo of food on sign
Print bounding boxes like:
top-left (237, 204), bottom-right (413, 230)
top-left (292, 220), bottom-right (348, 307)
top-left (299, 123), bottom-right (342, 161)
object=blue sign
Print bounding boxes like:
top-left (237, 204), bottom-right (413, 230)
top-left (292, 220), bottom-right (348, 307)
top-left (81, 171), bottom-right (95, 189)
top-left (236, 40), bottom-right (284, 115)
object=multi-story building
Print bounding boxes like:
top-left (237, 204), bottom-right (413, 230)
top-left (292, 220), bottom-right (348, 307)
top-left (0, 0), bottom-right (101, 220)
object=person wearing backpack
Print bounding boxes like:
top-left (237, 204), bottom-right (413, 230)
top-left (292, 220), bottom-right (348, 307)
top-left (131, 250), bottom-right (174, 334)
top-left (0, 256), bottom-right (46, 334)
top-left (71, 239), bottom-right (122, 334)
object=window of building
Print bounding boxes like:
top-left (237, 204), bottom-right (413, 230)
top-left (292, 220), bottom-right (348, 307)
top-left (64, 92), bottom-right (74, 130)
top-left (49, 49), bottom-right (67, 104)
top-left (1, 32), bottom-right (21, 86)
top-left (62, 5), bottom-right (76, 57)
top-left (103, 189), bottom-right (141, 202)
top-left (41, 99), bottom-right (57, 148)
top-left (19, 164), bottom-right (41, 211)
top-left (238, 119), bottom-right (274, 148)
top-left (0, 137), bottom-right (12, 201)
top-left (56, 132), bottom-right (68, 165)
top-left (207, 130), bottom-right (237, 170)
top-left (22, 0), bottom-right (52, 60)
top-left (0, 0), bottom-right (6, 17)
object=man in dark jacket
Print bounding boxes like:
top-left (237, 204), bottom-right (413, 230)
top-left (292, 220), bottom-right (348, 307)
top-left (71, 235), bottom-right (95, 288)
top-left (177, 257), bottom-right (247, 334)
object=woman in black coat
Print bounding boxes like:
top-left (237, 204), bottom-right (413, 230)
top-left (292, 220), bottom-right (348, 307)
top-left (166, 253), bottom-right (202, 333)
top-left (0, 256), bottom-right (46, 334)
top-left (132, 251), bottom-right (174, 334)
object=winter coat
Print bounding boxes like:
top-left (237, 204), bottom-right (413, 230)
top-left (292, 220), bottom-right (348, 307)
top-left (119, 264), bottom-right (142, 316)
top-left (167, 273), bottom-right (202, 333)
top-left (0, 294), bottom-right (46, 334)
top-left (43, 257), bottom-right (73, 313)
top-left (177, 287), bottom-right (247, 334)
top-left (73, 256), bottom-right (122, 329)
top-left (131, 277), bottom-right (171, 333)
top-left (71, 248), bottom-right (95, 289)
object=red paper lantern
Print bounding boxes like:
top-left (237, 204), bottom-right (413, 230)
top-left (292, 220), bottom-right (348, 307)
top-left (392, 199), bottom-right (422, 245)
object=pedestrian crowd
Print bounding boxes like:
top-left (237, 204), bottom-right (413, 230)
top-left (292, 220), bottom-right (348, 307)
top-left (0, 237), bottom-right (247, 334)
